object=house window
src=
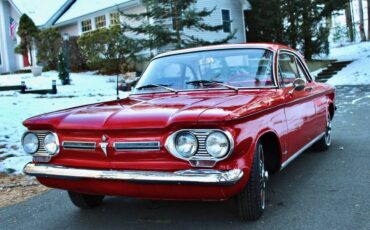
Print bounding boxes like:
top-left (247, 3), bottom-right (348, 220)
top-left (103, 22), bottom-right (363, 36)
top-left (110, 12), bottom-right (120, 26)
top-left (81, 19), bottom-right (92, 32)
top-left (95, 15), bottom-right (106, 29)
top-left (221, 9), bottom-right (231, 33)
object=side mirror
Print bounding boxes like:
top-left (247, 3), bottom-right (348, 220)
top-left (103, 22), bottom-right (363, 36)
top-left (292, 78), bottom-right (305, 91)
top-left (289, 78), bottom-right (305, 94)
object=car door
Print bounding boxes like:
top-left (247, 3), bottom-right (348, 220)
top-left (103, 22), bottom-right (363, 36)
top-left (295, 56), bottom-right (328, 138)
top-left (278, 52), bottom-right (317, 158)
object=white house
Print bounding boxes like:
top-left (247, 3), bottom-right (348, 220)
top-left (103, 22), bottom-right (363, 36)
top-left (0, 0), bottom-right (251, 74)
top-left (0, 0), bottom-right (74, 74)
top-left (55, 0), bottom-right (251, 46)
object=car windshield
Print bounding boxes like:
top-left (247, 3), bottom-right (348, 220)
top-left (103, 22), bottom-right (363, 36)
top-left (133, 48), bottom-right (275, 93)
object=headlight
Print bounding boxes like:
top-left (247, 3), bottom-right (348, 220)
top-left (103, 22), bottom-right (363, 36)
top-left (22, 132), bottom-right (39, 154)
top-left (175, 131), bottom-right (198, 158)
top-left (43, 133), bottom-right (59, 155)
top-left (206, 131), bottom-right (229, 158)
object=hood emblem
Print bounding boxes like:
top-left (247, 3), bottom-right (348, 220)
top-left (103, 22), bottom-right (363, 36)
top-left (99, 135), bottom-right (109, 156)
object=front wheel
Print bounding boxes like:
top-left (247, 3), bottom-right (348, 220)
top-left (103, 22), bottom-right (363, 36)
top-left (68, 191), bottom-right (104, 209)
top-left (236, 141), bottom-right (268, 221)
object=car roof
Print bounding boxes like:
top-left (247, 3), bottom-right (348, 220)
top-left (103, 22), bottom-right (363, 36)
top-left (154, 43), bottom-right (297, 59)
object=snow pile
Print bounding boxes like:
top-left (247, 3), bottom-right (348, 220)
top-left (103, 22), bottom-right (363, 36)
top-left (329, 41), bottom-right (370, 61)
top-left (0, 71), bottom-right (128, 174)
top-left (326, 42), bottom-right (370, 86)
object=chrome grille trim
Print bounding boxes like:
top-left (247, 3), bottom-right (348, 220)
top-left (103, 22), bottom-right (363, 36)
top-left (113, 142), bottom-right (160, 151)
top-left (192, 130), bottom-right (213, 158)
top-left (35, 132), bottom-right (47, 154)
top-left (62, 141), bottom-right (96, 150)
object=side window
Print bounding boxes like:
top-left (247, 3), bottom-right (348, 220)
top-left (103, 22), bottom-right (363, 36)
top-left (278, 53), bottom-right (304, 87)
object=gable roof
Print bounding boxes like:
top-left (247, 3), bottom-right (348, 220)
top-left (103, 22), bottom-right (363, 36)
top-left (55, 0), bottom-right (137, 25)
top-left (9, 0), bottom-right (75, 27)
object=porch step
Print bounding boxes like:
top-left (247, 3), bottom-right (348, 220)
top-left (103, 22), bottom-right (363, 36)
top-left (315, 60), bottom-right (353, 83)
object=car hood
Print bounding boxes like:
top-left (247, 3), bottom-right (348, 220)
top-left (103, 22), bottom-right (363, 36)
top-left (23, 91), bottom-right (279, 130)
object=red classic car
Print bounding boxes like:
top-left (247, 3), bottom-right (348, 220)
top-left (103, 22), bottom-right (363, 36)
top-left (22, 43), bottom-right (335, 220)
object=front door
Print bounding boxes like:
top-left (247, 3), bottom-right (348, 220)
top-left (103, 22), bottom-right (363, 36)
top-left (23, 51), bottom-right (30, 67)
top-left (278, 52), bottom-right (316, 158)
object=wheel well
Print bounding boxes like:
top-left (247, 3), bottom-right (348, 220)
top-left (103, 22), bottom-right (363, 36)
top-left (259, 132), bottom-right (281, 174)
top-left (329, 103), bottom-right (335, 119)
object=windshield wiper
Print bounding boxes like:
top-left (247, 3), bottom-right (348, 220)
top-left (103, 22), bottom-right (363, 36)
top-left (186, 80), bottom-right (238, 92)
top-left (136, 84), bottom-right (178, 93)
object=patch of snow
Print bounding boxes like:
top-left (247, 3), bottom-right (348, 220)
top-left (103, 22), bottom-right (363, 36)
top-left (0, 71), bottom-right (128, 174)
top-left (326, 42), bottom-right (370, 86)
top-left (328, 41), bottom-right (370, 61)
top-left (326, 57), bottom-right (370, 86)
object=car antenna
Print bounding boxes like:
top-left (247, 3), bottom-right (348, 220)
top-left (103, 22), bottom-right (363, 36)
top-left (116, 73), bottom-right (120, 100)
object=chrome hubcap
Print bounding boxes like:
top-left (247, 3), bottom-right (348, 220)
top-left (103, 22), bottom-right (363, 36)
top-left (259, 145), bottom-right (268, 210)
top-left (325, 118), bottom-right (332, 146)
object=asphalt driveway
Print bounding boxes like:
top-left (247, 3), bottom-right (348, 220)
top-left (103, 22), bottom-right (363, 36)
top-left (1, 85), bottom-right (369, 230)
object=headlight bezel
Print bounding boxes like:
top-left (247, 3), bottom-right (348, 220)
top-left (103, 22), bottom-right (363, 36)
top-left (174, 131), bottom-right (198, 158)
top-left (165, 129), bottom-right (234, 166)
top-left (43, 132), bottom-right (60, 155)
top-left (22, 132), bottom-right (39, 154)
top-left (205, 131), bottom-right (230, 158)
top-left (21, 131), bottom-right (60, 162)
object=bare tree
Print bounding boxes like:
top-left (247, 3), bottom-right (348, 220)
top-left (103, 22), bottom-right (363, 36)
top-left (359, 0), bottom-right (367, 41)
top-left (345, 0), bottom-right (354, 42)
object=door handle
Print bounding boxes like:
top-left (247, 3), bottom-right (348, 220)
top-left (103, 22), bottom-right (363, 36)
top-left (305, 86), bottom-right (313, 92)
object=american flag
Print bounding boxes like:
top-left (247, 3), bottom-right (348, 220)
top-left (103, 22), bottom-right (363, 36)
top-left (10, 17), bottom-right (17, 39)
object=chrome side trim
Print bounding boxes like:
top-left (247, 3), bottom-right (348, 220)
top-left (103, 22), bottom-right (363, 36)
top-left (113, 142), bottom-right (160, 151)
top-left (23, 163), bottom-right (243, 185)
top-left (280, 132), bottom-right (325, 170)
top-left (62, 141), bottom-right (96, 150)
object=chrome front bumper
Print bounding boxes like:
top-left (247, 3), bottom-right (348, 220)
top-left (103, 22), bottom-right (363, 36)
top-left (23, 163), bottom-right (243, 185)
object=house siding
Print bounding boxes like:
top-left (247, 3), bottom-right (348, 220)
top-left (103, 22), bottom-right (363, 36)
top-left (55, 2), bottom-right (247, 43)
top-left (186, 0), bottom-right (246, 43)
top-left (58, 23), bottom-right (79, 37)
top-left (0, 0), bottom-right (19, 73)
top-left (9, 5), bottom-right (23, 71)
top-left (0, 2), bottom-right (6, 73)
top-left (57, 5), bottom-right (146, 36)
